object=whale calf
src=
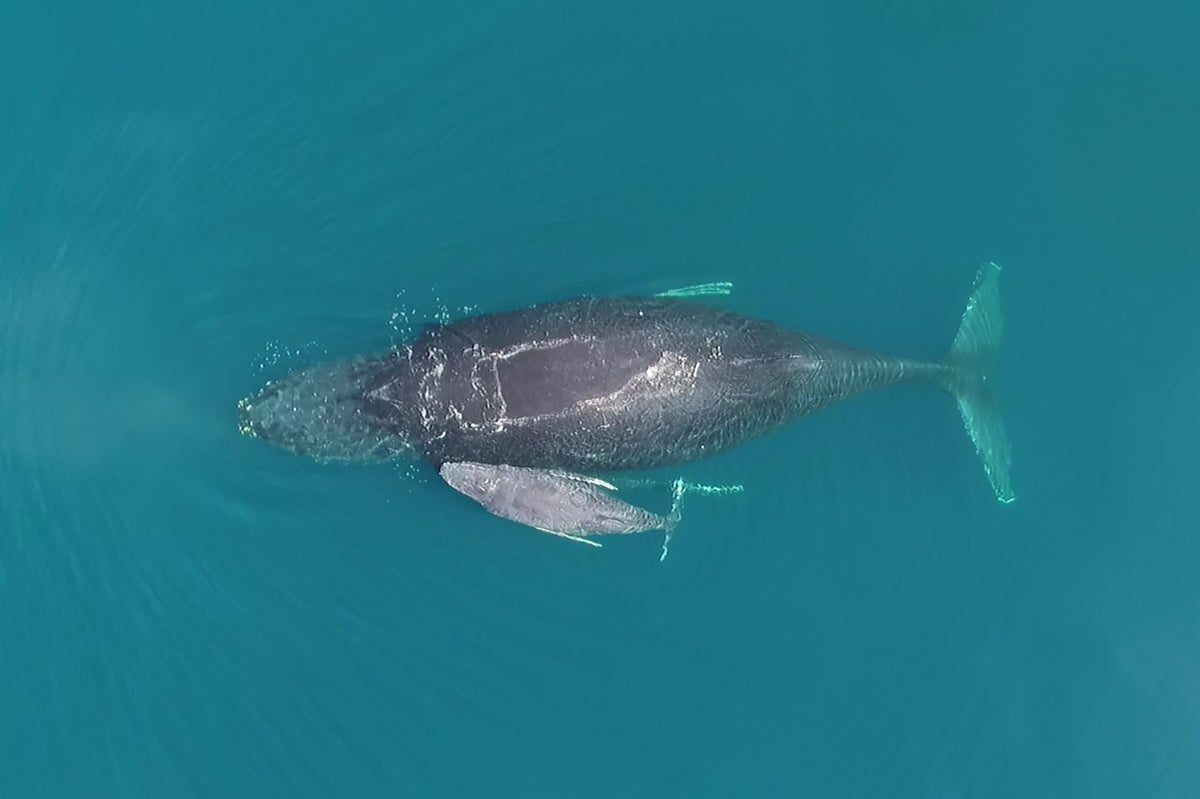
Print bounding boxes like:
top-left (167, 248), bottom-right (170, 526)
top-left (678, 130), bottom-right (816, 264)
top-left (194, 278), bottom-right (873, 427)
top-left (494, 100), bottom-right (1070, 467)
top-left (439, 462), bottom-right (677, 542)
top-left (239, 263), bottom-right (1014, 544)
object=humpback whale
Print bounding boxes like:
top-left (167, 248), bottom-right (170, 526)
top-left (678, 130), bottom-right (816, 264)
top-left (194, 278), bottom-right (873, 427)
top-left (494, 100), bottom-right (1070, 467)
top-left (238, 263), bottom-right (1014, 547)
top-left (439, 463), bottom-right (680, 544)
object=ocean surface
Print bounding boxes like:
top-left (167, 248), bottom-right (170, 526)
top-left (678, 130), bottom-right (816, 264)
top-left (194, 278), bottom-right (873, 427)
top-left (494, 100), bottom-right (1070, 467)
top-left (2, 1), bottom-right (1198, 797)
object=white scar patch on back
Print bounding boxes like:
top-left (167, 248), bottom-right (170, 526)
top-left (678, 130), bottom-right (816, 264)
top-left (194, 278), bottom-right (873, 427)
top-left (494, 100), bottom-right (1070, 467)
top-left (493, 336), bottom-right (595, 360)
top-left (580, 350), bottom-right (698, 413)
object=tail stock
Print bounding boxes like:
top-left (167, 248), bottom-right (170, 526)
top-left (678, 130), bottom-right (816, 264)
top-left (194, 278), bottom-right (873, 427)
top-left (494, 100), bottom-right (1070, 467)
top-left (938, 262), bottom-right (1015, 504)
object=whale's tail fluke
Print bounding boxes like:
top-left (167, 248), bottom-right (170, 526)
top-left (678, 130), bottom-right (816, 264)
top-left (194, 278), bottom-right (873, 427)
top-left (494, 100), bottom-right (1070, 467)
top-left (938, 262), bottom-right (1015, 504)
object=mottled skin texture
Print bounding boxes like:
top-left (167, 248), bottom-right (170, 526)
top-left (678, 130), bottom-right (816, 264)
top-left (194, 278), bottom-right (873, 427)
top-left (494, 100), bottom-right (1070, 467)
top-left (358, 296), bottom-right (948, 472)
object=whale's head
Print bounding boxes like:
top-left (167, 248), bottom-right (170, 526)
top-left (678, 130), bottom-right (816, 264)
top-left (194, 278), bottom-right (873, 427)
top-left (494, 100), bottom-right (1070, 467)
top-left (438, 461), bottom-right (509, 504)
top-left (237, 355), bottom-right (414, 463)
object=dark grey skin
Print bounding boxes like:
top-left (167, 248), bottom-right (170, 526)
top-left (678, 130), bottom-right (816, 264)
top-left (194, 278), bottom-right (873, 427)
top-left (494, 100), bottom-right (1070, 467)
top-left (389, 298), bottom-right (947, 471)
top-left (240, 265), bottom-right (1013, 543)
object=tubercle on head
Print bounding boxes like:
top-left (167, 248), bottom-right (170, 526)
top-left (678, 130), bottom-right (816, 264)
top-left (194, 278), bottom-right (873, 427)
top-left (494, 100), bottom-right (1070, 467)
top-left (236, 396), bottom-right (257, 437)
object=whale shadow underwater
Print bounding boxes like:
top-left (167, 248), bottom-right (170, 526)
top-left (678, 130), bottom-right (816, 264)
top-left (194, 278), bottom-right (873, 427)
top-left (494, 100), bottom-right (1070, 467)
top-left (238, 263), bottom-right (1014, 555)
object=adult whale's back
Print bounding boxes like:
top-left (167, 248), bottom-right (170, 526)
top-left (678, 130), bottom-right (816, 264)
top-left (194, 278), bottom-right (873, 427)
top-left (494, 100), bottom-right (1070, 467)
top-left (378, 295), bottom-right (933, 471)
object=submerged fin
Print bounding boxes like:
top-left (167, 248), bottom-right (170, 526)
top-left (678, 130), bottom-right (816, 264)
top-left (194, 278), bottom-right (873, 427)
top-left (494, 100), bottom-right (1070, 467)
top-left (602, 475), bottom-right (745, 561)
top-left (655, 281), bottom-right (733, 298)
top-left (533, 526), bottom-right (603, 548)
top-left (659, 479), bottom-right (687, 562)
top-left (939, 262), bottom-right (1015, 504)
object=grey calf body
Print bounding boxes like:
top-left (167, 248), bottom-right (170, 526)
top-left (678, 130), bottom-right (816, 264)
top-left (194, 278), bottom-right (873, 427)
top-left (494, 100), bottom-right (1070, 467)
top-left (440, 462), bottom-right (674, 543)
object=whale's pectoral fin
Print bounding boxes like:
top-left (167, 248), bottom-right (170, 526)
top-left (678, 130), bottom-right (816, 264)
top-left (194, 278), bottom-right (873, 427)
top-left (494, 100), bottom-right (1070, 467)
top-left (599, 475), bottom-right (745, 561)
top-left (607, 475), bottom-right (745, 497)
top-left (654, 281), bottom-right (733, 298)
top-left (531, 526), bottom-right (603, 548)
top-left (659, 478), bottom-right (744, 562)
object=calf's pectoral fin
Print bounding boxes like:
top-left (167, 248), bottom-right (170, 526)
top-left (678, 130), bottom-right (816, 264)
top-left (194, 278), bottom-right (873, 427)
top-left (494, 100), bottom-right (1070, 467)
top-left (532, 526), bottom-right (603, 548)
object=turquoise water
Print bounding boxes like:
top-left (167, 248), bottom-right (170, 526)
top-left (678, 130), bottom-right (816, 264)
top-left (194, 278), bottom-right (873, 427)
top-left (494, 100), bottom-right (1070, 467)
top-left (3, 1), bottom-right (1198, 796)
